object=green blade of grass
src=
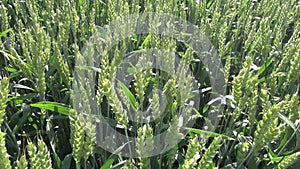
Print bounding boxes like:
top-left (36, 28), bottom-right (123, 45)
top-left (140, 34), bottom-right (152, 49)
top-left (100, 158), bottom-right (115, 169)
top-left (185, 127), bottom-right (234, 140)
top-left (61, 154), bottom-right (72, 169)
top-left (75, 65), bottom-right (102, 72)
top-left (0, 28), bottom-right (12, 38)
top-left (257, 58), bottom-right (273, 76)
top-left (30, 101), bottom-right (70, 116)
top-left (118, 80), bottom-right (138, 110)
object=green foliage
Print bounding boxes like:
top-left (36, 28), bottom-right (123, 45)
top-left (0, 0), bottom-right (299, 168)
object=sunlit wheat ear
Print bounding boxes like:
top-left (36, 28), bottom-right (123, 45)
top-left (253, 103), bottom-right (280, 156)
top-left (0, 77), bottom-right (9, 124)
top-left (0, 3), bottom-right (9, 37)
top-left (56, 2), bottom-right (72, 47)
top-left (163, 78), bottom-right (177, 100)
top-left (107, 0), bottom-right (118, 22)
top-left (276, 32), bottom-right (300, 83)
top-left (151, 84), bottom-right (161, 123)
top-left (197, 137), bottom-right (222, 169)
top-left (165, 116), bottom-right (182, 169)
top-left (69, 110), bottom-right (85, 168)
top-left (231, 56), bottom-right (254, 121)
top-left (27, 139), bottom-right (52, 169)
top-left (8, 31), bottom-right (33, 80)
top-left (288, 94), bottom-right (300, 123)
top-left (278, 93), bottom-right (299, 123)
top-left (103, 79), bottom-right (128, 127)
top-left (248, 84), bottom-right (259, 127)
top-left (107, 0), bottom-right (129, 22)
top-left (0, 77), bottom-right (11, 169)
top-left (134, 55), bottom-right (152, 108)
top-left (260, 88), bottom-right (271, 111)
top-left (277, 152), bottom-right (300, 169)
top-left (144, 0), bottom-right (154, 13)
top-left (286, 45), bottom-right (300, 83)
top-left (83, 120), bottom-right (96, 162)
top-left (52, 42), bottom-right (70, 86)
top-left (68, 1), bottom-right (80, 42)
top-left (0, 131), bottom-right (11, 169)
top-left (182, 136), bottom-right (205, 169)
top-left (137, 124), bottom-right (153, 169)
top-left (176, 62), bottom-right (193, 106)
top-left (17, 154), bottom-right (28, 169)
top-left (120, 1), bottom-right (130, 16)
top-left (22, 2), bottom-right (51, 103)
top-left (42, 0), bottom-right (54, 28)
top-left (157, 0), bottom-right (178, 14)
top-left (274, 93), bottom-right (300, 146)
top-left (96, 54), bottom-right (109, 105)
top-left (77, 0), bottom-right (90, 41)
top-left (109, 46), bottom-right (126, 80)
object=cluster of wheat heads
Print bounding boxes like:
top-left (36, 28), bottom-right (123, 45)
top-left (0, 0), bottom-right (300, 168)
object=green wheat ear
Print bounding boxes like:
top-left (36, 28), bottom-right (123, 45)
top-left (17, 155), bottom-right (28, 169)
top-left (102, 79), bottom-right (128, 127)
top-left (52, 41), bottom-right (70, 86)
top-left (0, 77), bottom-right (9, 123)
top-left (137, 124), bottom-right (153, 169)
top-left (182, 136), bottom-right (206, 169)
top-left (0, 3), bottom-right (9, 38)
top-left (0, 77), bottom-right (11, 169)
top-left (253, 102), bottom-right (280, 156)
top-left (277, 152), bottom-right (300, 169)
top-left (69, 109), bottom-right (96, 168)
top-left (69, 109), bottom-right (85, 169)
top-left (27, 139), bottom-right (52, 169)
top-left (165, 116), bottom-right (183, 168)
top-left (0, 131), bottom-right (11, 169)
top-left (197, 137), bottom-right (222, 169)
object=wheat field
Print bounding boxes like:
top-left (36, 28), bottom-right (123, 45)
top-left (0, 0), bottom-right (299, 168)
